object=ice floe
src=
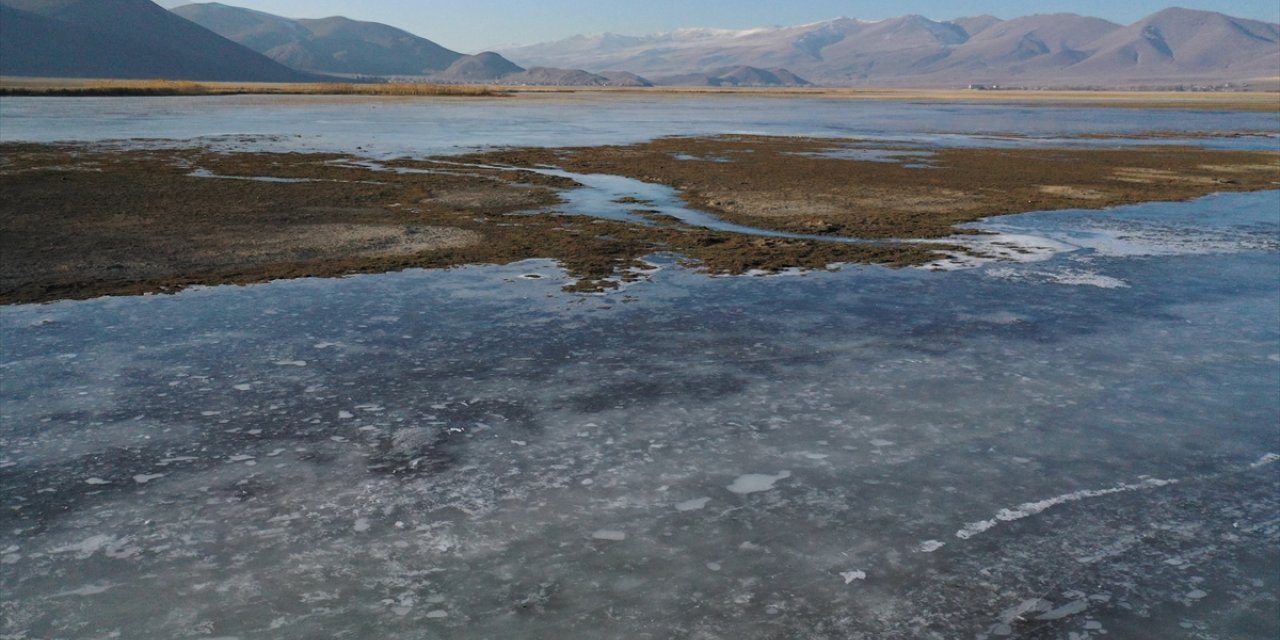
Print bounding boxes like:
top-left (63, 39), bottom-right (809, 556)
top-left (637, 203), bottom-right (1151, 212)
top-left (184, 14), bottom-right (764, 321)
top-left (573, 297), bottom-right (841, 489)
top-left (675, 497), bottom-right (712, 512)
top-left (727, 471), bottom-right (792, 495)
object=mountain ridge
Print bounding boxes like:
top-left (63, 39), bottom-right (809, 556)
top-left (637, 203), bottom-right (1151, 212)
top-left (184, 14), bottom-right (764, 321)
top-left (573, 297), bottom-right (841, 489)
top-left (2, 2), bottom-right (1275, 88)
top-left (0, 0), bottom-right (317, 81)
top-left (172, 2), bottom-right (464, 76)
top-left (498, 8), bottom-right (1280, 87)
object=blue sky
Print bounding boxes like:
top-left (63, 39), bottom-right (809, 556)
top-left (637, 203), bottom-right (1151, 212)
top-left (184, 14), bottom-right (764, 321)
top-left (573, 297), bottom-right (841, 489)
top-left (158, 1), bottom-right (1280, 53)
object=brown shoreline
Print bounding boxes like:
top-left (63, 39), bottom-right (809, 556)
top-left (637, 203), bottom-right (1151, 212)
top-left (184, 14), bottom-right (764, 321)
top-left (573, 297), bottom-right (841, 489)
top-left (2, 78), bottom-right (1278, 111)
top-left (1, 138), bottom-right (1277, 305)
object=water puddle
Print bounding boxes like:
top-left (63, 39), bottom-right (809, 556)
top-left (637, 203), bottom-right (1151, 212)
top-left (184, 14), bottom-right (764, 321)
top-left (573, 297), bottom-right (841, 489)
top-left (785, 148), bottom-right (936, 165)
top-left (187, 168), bottom-right (384, 185)
top-left (670, 152), bottom-right (734, 163)
top-left (188, 168), bottom-right (316, 183)
top-left (525, 166), bottom-right (872, 241)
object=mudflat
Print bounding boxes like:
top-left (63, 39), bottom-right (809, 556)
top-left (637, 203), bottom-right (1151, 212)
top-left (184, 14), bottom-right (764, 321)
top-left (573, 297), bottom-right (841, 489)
top-left (2, 138), bottom-right (1277, 304)
top-left (470, 136), bottom-right (1280, 238)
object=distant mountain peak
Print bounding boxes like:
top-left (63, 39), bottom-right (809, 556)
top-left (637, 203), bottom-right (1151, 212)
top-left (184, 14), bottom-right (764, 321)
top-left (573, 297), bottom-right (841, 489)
top-left (174, 2), bottom-right (463, 75)
top-left (497, 8), bottom-right (1276, 88)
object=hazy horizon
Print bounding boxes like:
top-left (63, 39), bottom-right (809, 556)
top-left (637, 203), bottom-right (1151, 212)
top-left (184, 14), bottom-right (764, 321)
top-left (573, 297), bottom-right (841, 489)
top-left (153, 0), bottom-right (1280, 53)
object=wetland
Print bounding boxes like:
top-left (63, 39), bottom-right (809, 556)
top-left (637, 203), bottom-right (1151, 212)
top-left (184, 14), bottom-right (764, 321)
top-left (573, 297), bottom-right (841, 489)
top-left (1, 93), bottom-right (1278, 640)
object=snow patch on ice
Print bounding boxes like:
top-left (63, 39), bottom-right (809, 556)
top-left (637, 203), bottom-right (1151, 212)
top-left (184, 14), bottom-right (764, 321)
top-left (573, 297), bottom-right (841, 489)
top-left (1250, 453), bottom-right (1280, 469)
top-left (986, 267), bottom-right (1129, 289)
top-left (920, 232), bottom-right (1070, 271)
top-left (956, 478), bottom-right (1177, 540)
top-left (918, 540), bottom-right (946, 553)
top-left (840, 570), bottom-right (867, 584)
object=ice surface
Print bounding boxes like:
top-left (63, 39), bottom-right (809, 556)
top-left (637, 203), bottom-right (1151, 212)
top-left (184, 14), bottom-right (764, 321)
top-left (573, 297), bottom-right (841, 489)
top-left (1, 94), bottom-right (1275, 157)
top-left (1, 100), bottom-right (1277, 639)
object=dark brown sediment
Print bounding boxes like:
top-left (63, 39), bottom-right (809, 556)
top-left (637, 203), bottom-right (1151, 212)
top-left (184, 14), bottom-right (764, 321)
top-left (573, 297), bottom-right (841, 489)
top-left (2, 138), bottom-right (1277, 305)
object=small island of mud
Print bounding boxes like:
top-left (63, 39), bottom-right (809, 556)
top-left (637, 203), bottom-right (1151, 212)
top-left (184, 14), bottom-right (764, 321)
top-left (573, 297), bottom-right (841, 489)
top-left (1, 137), bottom-right (1277, 304)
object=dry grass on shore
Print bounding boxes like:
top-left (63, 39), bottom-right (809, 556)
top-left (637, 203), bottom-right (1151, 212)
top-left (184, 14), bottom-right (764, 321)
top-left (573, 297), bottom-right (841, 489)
top-left (1, 77), bottom-right (1275, 111)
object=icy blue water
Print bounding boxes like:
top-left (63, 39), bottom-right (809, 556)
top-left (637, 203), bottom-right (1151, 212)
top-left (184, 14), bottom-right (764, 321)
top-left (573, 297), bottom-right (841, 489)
top-left (1, 93), bottom-right (1277, 156)
top-left (0, 96), bottom-right (1278, 639)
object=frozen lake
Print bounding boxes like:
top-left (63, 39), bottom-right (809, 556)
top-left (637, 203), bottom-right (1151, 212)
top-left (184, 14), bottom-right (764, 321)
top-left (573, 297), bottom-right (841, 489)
top-left (1, 96), bottom-right (1278, 639)
top-left (1, 93), bottom-right (1277, 156)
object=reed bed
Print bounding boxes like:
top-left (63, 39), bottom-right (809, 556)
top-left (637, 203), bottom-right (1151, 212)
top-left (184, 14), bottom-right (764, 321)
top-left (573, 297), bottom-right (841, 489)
top-left (308, 82), bottom-right (503, 96)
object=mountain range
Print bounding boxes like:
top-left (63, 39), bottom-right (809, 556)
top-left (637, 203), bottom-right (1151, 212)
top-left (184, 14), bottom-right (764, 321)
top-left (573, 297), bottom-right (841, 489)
top-left (1, 1), bottom-right (1275, 89)
top-left (170, 3), bottom-right (668, 86)
top-left (500, 8), bottom-right (1280, 88)
top-left (170, 2), bottom-right (462, 77)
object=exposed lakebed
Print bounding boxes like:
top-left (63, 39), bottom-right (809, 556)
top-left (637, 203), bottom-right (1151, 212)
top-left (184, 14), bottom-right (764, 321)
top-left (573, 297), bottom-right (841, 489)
top-left (1, 132), bottom-right (1277, 303)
